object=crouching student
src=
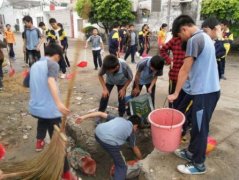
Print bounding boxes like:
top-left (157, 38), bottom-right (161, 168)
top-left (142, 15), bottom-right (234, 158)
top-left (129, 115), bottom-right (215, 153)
top-left (98, 55), bottom-right (133, 117)
top-left (75, 111), bottom-right (142, 180)
top-left (131, 55), bottom-right (164, 107)
top-left (29, 43), bottom-right (77, 180)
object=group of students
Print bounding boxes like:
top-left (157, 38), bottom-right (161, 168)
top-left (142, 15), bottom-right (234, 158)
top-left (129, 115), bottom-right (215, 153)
top-left (21, 15), bottom-right (70, 78)
top-left (0, 14), bottom-right (235, 180)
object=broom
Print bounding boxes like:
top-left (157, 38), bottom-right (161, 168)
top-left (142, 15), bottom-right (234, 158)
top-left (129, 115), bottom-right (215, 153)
top-left (0, 41), bottom-right (81, 180)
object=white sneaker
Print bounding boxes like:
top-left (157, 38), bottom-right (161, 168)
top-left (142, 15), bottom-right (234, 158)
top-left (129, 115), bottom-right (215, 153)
top-left (136, 52), bottom-right (140, 57)
top-left (60, 74), bottom-right (66, 79)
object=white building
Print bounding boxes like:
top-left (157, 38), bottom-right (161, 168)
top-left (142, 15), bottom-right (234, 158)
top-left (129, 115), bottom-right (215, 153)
top-left (0, 0), bottom-right (86, 39)
top-left (131, 0), bottom-right (202, 31)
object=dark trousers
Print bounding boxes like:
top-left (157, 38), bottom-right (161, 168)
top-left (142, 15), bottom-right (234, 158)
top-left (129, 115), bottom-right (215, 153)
top-left (8, 43), bottom-right (15, 58)
top-left (59, 57), bottom-right (67, 74)
top-left (132, 83), bottom-right (156, 107)
top-left (95, 135), bottom-right (127, 180)
top-left (174, 90), bottom-right (193, 136)
top-left (217, 60), bottom-right (222, 79)
top-left (124, 45), bottom-right (136, 63)
top-left (139, 43), bottom-right (144, 56)
top-left (92, 50), bottom-right (102, 69)
top-left (168, 80), bottom-right (177, 108)
top-left (221, 57), bottom-right (226, 75)
top-left (120, 38), bottom-right (126, 53)
top-left (99, 83), bottom-right (125, 117)
top-left (188, 91), bottom-right (220, 164)
top-left (64, 52), bottom-right (70, 67)
top-left (36, 117), bottom-right (70, 173)
top-left (109, 48), bottom-right (118, 57)
top-left (26, 49), bottom-right (41, 67)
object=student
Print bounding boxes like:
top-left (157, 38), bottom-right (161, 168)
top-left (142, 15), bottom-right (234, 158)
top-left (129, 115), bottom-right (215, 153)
top-left (220, 20), bottom-right (234, 80)
top-left (22, 16), bottom-right (43, 67)
top-left (109, 23), bottom-right (120, 56)
top-left (138, 24), bottom-right (151, 57)
top-left (38, 22), bottom-right (50, 52)
top-left (98, 55), bottom-right (133, 117)
top-left (131, 55), bottom-right (164, 107)
top-left (124, 24), bottom-right (137, 63)
top-left (4, 24), bottom-right (16, 60)
top-left (48, 18), bottom-right (68, 78)
top-left (0, 40), bottom-right (6, 91)
top-left (75, 111), bottom-right (142, 180)
top-left (158, 23), bottom-right (168, 49)
top-left (57, 23), bottom-right (70, 68)
top-left (85, 28), bottom-right (104, 70)
top-left (169, 15), bottom-right (220, 175)
top-left (160, 35), bottom-right (185, 107)
top-left (201, 17), bottom-right (226, 80)
top-left (29, 43), bottom-right (76, 180)
top-left (119, 25), bottom-right (128, 53)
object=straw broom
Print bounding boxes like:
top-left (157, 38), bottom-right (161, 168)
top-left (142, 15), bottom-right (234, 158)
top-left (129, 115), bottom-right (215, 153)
top-left (0, 41), bottom-right (81, 180)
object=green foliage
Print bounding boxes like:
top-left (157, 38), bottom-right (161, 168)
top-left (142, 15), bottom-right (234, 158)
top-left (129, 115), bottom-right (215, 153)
top-left (76, 0), bottom-right (135, 33)
top-left (201, 0), bottom-right (239, 37)
top-left (75, 0), bottom-right (92, 19)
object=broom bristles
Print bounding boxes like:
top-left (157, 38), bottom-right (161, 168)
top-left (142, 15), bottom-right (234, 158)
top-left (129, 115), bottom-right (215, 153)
top-left (0, 130), bottom-right (66, 180)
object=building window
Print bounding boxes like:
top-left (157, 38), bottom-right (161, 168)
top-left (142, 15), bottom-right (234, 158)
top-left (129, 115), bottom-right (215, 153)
top-left (36, 17), bottom-right (44, 26)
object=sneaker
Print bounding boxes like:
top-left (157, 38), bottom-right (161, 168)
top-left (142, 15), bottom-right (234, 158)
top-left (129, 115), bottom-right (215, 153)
top-left (136, 52), bottom-right (140, 57)
top-left (177, 162), bottom-right (206, 175)
top-left (35, 139), bottom-right (45, 152)
top-left (174, 149), bottom-right (192, 162)
top-left (60, 73), bottom-right (66, 79)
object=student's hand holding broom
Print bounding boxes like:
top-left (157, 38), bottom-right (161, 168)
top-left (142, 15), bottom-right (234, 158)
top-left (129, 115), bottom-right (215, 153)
top-left (48, 77), bottom-right (70, 116)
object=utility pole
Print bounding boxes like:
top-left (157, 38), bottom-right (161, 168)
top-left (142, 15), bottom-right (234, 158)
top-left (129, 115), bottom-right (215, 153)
top-left (167, 0), bottom-right (172, 26)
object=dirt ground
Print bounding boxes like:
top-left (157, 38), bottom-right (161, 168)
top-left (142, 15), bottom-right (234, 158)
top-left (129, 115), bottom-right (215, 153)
top-left (0, 34), bottom-right (239, 180)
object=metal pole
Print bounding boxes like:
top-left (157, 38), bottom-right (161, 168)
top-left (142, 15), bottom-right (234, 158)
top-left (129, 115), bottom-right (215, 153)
top-left (167, 0), bottom-right (172, 25)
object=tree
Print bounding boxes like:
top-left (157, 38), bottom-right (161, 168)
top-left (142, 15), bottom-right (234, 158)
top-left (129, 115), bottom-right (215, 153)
top-left (76, 0), bottom-right (135, 33)
top-left (201, 0), bottom-right (239, 37)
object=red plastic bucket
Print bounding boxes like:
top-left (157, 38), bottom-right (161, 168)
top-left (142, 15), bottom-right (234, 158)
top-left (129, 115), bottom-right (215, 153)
top-left (148, 108), bottom-right (185, 152)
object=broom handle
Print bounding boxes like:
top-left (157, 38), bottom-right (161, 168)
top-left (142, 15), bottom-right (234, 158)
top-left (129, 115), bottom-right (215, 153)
top-left (60, 41), bottom-right (81, 132)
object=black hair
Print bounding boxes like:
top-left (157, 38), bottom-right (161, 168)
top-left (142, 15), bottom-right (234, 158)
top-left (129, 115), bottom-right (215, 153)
top-left (49, 18), bottom-right (57, 24)
top-left (6, 24), bottom-right (11, 27)
top-left (128, 115), bottom-right (141, 127)
top-left (172, 15), bottom-right (195, 37)
top-left (221, 20), bottom-right (229, 26)
top-left (150, 55), bottom-right (165, 71)
top-left (57, 23), bottom-right (63, 29)
top-left (38, 22), bottom-right (45, 27)
top-left (201, 17), bottom-right (220, 29)
top-left (22, 15), bottom-right (33, 23)
top-left (45, 44), bottom-right (63, 57)
top-left (102, 55), bottom-right (119, 70)
top-left (142, 24), bottom-right (148, 31)
top-left (112, 22), bottom-right (119, 29)
top-left (129, 24), bottom-right (134, 27)
top-left (160, 23), bottom-right (167, 30)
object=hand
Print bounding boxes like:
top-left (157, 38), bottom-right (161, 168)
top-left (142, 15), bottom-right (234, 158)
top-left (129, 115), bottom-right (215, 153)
top-left (168, 93), bottom-right (179, 103)
top-left (75, 117), bottom-right (84, 124)
top-left (148, 87), bottom-right (152, 94)
top-left (57, 102), bottom-right (70, 116)
top-left (119, 88), bottom-right (126, 99)
top-left (36, 46), bottom-right (40, 51)
top-left (102, 88), bottom-right (109, 98)
top-left (23, 47), bottom-right (26, 53)
top-left (132, 87), bottom-right (140, 96)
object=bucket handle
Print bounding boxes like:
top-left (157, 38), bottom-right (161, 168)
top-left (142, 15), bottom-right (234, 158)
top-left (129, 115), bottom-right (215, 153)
top-left (163, 97), bottom-right (174, 129)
